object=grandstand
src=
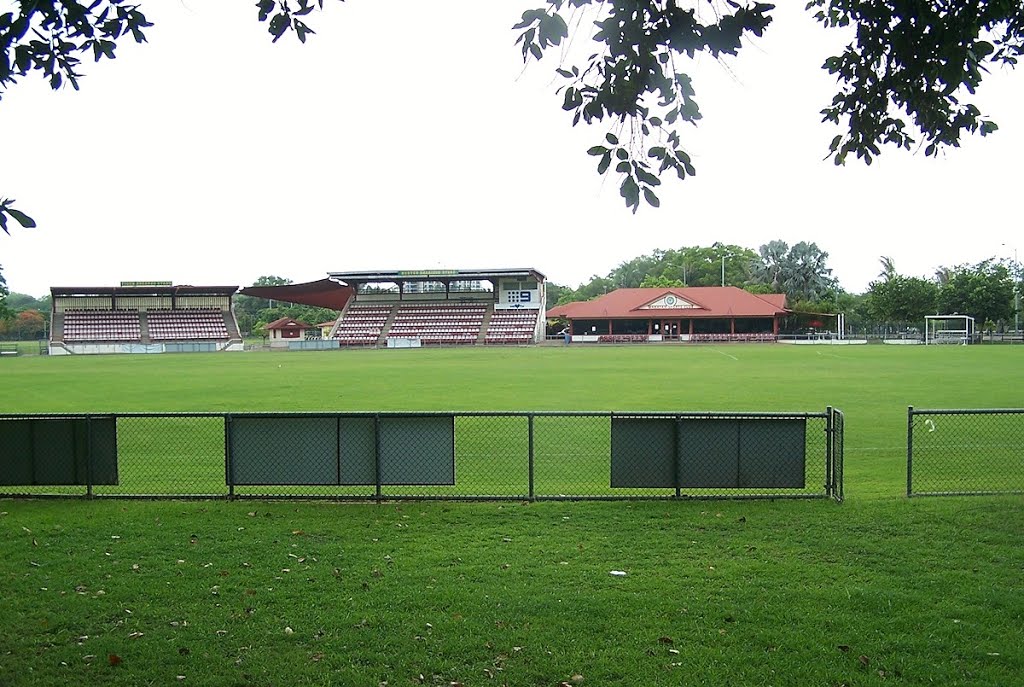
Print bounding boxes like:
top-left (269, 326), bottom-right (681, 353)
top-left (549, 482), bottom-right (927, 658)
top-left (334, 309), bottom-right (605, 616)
top-left (49, 283), bottom-right (243, 355)
top-left (319, 269), bottom-right (545, 347)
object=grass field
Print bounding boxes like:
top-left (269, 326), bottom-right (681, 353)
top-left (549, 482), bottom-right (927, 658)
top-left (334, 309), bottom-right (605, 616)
top-left (2, 344), bottom-right (1023, 685)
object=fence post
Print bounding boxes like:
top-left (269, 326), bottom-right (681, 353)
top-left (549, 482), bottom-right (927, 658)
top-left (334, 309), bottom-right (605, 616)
top-left (825, 406), bottom-right (834, 499)
top-left (85, 415), bottom-right (94, 500)
top-left (528, 414), bottom-right (535, 501)
top-left (673, 414), bottom-right (681, 498)
top-left (906, 406), bottom-right (914, 497)
top-left (374, 414), bottom-right (382, 504)
top-left (224, 414), bottom-right (234, 500)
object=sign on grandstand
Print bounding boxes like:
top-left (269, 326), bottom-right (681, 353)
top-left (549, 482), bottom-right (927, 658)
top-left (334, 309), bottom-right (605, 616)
top-left (120, 281), bottom-right (173, 287)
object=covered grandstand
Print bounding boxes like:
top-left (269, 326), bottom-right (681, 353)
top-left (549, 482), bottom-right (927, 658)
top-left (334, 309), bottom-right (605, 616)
top-left (329, 269), bottom-right (546, 347)
top-left (548, 287), bottom-right (788, 343)
top-left (243, 269), bottom-right (546, 347)
top-left (49, 283), bottom-right (243, 355)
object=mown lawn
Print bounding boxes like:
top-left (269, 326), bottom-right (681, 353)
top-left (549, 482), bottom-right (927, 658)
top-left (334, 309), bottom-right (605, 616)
top-left (1, 345), bottom-right (1023, 685)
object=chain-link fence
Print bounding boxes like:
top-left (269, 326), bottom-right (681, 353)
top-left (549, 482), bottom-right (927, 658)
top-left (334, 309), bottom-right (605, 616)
top-left (907, 407), bottom-right (1024, 497)
top-left (0, 409), bottom-right (843, 502)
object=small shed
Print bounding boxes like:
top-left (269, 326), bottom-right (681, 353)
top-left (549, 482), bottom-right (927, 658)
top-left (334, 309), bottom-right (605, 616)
top-left (265, 317), bottom-right (312, 342)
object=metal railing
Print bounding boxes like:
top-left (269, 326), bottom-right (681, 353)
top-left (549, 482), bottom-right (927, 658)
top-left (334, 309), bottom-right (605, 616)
top-left (907, 407), bottom-right (1024, 497)
top-left (0, 409), bottom-right (843, 502)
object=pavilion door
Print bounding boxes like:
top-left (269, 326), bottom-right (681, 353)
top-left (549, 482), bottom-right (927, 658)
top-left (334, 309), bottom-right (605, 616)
top-left (662, 320), bottom-right (679, 339)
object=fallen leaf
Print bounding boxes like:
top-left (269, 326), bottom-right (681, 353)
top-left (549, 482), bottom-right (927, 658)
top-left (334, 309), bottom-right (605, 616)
top-left (838, 645), bottom-right (851, 653)
top-left (668, 648), bottom-right (680, 655)
top-left (571, 675), bottom-right (584, 684)
top-left (292, 530), bottom-right (305, 536)
top-left (108, 654), bottom-right (122, 666)
top-left (284, 626), bottom-right (294, 635)
top-left (127, 632), bottom-right (144, 639)
top-left (658, 636), bottom-right (674, 645)
top-left (311, 652), bottom-right (324, 662)
top-left (858, 655), bottom-right (870, 667)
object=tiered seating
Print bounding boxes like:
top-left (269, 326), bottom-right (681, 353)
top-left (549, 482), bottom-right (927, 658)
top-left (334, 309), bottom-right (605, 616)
top-left (63, 310), bottom-right (140, 342)
top-left (598, 334), bottom-right (649, 343)
top-left (388, 303), bottom-right (487, 345)
top-left (148, 308), bottom-right (228, 340)
top-left (333, 305), bottom-right (392, 345)
top-left (690, 333), bottom-right (776, 343)
top-left (485, 309), bottom-right (539, 344)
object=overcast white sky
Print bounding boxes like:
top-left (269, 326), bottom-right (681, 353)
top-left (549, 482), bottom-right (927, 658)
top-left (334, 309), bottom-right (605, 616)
top-left (1, 1), bottom-right (1021, 298)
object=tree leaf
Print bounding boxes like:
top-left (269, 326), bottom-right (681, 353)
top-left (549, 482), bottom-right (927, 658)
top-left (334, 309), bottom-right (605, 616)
top-left (6, 207), bottom-right (36, 228)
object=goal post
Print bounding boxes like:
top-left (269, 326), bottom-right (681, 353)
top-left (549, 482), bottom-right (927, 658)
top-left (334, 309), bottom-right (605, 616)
top-left (925, 315), bottom-right (976, 345)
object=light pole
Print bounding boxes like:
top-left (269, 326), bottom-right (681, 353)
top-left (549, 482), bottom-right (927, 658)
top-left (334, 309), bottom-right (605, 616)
top-left (1004, 243), bottom-right (1020, 339)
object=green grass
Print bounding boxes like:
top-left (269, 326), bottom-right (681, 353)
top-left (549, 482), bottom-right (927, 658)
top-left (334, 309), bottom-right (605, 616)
top-left (2, 345), bottom-right (1022, 498)
top-left (1, 498), bottom-right (1021, 686)
top-left (2, 345), bottom-right (1023, 685)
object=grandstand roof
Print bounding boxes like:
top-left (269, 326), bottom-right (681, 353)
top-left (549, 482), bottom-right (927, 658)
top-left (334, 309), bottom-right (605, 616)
top-left (327, 268), bottom-right (545, 284)
top-left (51, 285), bottom-right (238, 297)
top-left (547, 287), bottom-right (788, 320)
top-left (239, 279), bottom-right (354, 310)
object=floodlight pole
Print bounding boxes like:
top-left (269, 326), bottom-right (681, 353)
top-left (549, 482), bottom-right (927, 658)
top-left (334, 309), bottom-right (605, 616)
top-left (1004, 244), bottom-right (1020, 340)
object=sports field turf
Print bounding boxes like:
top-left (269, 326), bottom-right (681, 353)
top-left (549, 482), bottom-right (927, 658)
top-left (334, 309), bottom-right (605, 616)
top-left (1, 344), bottom-right (1022, 685)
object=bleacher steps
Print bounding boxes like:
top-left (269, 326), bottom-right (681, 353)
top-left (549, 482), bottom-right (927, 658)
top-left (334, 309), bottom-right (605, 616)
top-left (477, 304), bottom-right (495, 343)
top-left (376, 304), bottom-right (399, 346)
top-left (139, 311), bottom-right (151, 344)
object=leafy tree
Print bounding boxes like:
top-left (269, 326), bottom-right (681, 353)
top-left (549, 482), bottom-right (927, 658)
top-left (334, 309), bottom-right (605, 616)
top-left (10, 308), bottom-right (45, 339)
top-left (516, 0), bottom-right (1023, 210)
top-left (545, 282), bottom-right (571, 310)
top-left (5, 291), bottom-right (50, 312)
top-left (4, 1), bottom-right (1023, 219)
top-left (936, 259), bottom-right (1015, 326)
top-left (866, 273), bottom-right (939, 325)
top-left (751, 240), bottom-right (836, 302)
top-left (0, 264), bottom-right (9, 320)
top-left (638, 274), bottom-right (684, 288)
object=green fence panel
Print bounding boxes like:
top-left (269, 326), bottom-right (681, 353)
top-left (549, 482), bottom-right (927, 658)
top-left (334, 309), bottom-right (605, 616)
top-left (230, 417), bottom-right (338, 485)
top-left (0, 417), bottom-right (117, 486)
top-left (738, 419), bottom-right (806, 488)
top-left (610, 417), bottom-right (676, 488)
top-left (678, 419), bottom-right (741, 488)
top-left (340, 417), bottom-right (377, 485)
top-left (380, 416), bottom-right (455, 486)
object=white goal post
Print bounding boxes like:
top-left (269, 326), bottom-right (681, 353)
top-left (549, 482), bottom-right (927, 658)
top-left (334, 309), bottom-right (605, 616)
top-left (924, 315), bottom-right (975, 345)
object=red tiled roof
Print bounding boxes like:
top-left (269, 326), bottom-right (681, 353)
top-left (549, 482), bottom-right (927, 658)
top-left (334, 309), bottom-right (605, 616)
top-left (265, 317), bottom-right (312, 330)
top-left (547, 287), bottom-right (788, 320)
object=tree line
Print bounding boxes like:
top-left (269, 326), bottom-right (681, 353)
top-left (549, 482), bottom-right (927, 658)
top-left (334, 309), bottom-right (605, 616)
top-left (547, 243), bottom-right (1022, 335)
top-left (1, 253), bottom-right (1020, 341)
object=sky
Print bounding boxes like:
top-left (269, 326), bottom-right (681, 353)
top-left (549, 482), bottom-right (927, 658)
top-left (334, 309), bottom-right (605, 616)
top-left (1, 1), bottom-right (1021, 299)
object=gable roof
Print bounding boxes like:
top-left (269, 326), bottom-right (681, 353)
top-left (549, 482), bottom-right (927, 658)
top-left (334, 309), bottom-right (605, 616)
top-left (265, 317), bottom-right (313, 330)
top-left (547, 287), bottom-right (788, 320)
